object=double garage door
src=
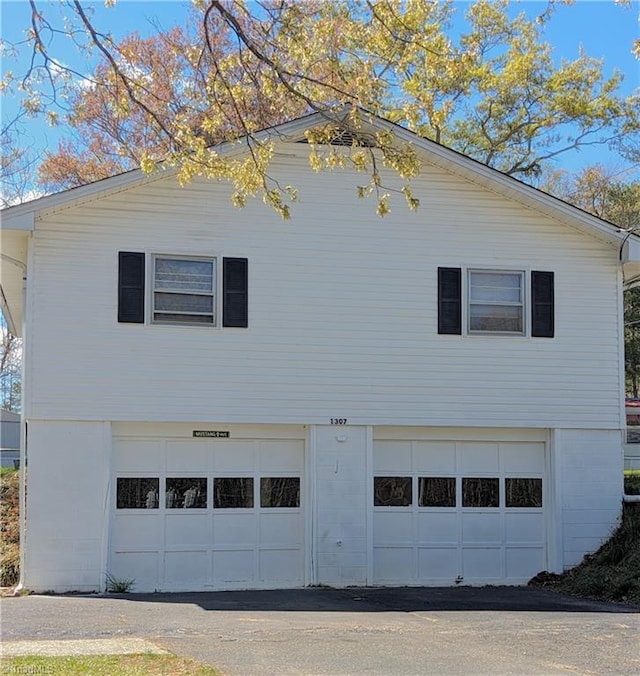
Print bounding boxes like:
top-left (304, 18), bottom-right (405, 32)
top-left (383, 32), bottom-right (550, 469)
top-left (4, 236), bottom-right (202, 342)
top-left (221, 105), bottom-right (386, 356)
top-left (373, 436), bottom-right (546, 585)
top-left (110, 435), bottom-right (305, 592)
top-left (111, 427), bottom-right (546, 590)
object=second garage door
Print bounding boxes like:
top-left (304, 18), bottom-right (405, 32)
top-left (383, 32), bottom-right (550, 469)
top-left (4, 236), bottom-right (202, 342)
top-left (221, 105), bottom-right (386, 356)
top-left (372, 435), bottom-right (546, 585)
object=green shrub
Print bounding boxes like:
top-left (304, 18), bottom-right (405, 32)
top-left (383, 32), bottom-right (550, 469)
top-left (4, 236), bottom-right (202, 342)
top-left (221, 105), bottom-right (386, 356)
top-left (105, 572), bottom-right (135, 593)
top-left (624, 470), bottom-right (640, 495)
top-left (0, 469), bottom-right (20, 587)
top-left (530, 503), bottom-right (640, 605)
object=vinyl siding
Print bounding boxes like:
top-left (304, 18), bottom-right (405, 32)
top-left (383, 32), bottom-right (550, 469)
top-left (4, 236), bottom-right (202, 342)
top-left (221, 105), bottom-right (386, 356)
top-left (24, 420), bottom-right (110, 592)
top-left (554, 429), bottom-right (623, 568)
top-left (27, 147), bottom-right (622, 427)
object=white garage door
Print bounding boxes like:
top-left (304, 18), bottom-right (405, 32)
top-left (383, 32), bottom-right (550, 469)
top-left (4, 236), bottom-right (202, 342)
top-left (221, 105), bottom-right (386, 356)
top-left (373, 437), bottom-right (546, 585)
top-left (110, 435), bottom-right (304, 592)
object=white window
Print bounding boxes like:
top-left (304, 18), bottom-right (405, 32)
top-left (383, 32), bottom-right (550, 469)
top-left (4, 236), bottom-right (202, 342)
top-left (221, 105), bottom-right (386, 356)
top-left (152, 255), bottom-right (216, 325)
top-left (468, 270), bottom-right (524, 334)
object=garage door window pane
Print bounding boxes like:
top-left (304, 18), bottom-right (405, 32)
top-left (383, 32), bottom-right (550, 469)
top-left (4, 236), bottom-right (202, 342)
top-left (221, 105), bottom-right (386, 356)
top-left (419, 477), bottom-right (456, 507)
top-left (260, 477), bottom-right (300, 508)
top-left (214, 478), bottom-right (254, 508)
top-left (117, 478), bottom-right (159, 509)
top-left (462, 478), bottom-right (499, 507)
top-left (374, 477), bottom-right (412, 506)
top-left (165, 478), bottom-right (207, 508)
top-left (506, 478), bottom-right (542, 508)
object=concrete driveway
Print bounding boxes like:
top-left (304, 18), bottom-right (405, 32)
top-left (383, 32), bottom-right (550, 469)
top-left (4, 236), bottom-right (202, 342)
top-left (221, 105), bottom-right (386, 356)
top-left (1, 587), bottom-right (638, 675)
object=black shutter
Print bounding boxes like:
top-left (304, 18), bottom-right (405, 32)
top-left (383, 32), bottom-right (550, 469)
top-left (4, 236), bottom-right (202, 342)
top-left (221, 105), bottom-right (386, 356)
top-left (531, 271), bottom-right (554, 338)
top-left (223, 258), bottom-right (248, 328)
top-left (118, 252), bottom-right (145, 323)
top-left (438, 267), bottom-right (462, 335)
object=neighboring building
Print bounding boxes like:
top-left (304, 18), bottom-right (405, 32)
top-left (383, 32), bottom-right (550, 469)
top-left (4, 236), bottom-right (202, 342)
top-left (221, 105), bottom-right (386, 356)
top-left (0, 409), bottom-right (20, 468)
top-left (624, 400), bottom-right (640, 469)
top-left (1, 110), bottom-right (637, 593)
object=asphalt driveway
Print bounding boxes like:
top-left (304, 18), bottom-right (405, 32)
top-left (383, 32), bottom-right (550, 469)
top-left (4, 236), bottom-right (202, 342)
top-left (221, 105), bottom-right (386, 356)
top-left (1, 587), bottom-right (638, 675)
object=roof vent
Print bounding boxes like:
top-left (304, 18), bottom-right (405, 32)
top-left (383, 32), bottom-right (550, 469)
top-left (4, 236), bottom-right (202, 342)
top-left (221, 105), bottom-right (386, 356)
top-left (296, 129), bottom-right (375, 147)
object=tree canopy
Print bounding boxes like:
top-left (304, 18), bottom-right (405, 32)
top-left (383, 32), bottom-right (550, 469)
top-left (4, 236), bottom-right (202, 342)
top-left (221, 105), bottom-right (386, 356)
top-left (544, 164), bottom-right (640, 394)
top-left (2, 0), bottom-right (639, 216)
top-left (0, 315), bottom-right (21, 412)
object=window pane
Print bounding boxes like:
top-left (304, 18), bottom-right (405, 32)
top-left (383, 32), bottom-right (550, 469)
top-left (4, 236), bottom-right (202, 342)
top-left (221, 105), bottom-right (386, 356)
top-left (462, 478), bottom-right (499, 507)
top-left (165, 478), bottom-right (207, 508)
top-left (214, 478), bottom-right (254, 508)
top-left (154, 292), bottom-right (213, 313)
top-left (153, 257), bottom-right (216, 326)
top-left (469, 304), bottom-right (523, 332)
top-left (418, 477), bottom-right (456, 507)
top-left (374, 477), bottom-right (412, 506)
top-left (117, 478), bottom-right (159, 509)
top-left (506, 478), bottom-right (542, 508)
top-left (155, 258), bottom-right (214, 292)
top-left (260, 477), bottom-right (300, 508)
top-left (470, 272), bottom-right (522, 302)
top-left (153, 313), bottom-right (214, 324)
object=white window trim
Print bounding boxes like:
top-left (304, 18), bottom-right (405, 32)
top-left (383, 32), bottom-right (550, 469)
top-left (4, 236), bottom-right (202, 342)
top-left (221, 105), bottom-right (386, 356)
top-left (149, 253), bottom-right (221, 328)
top-left (466, 268), bottom-right (527, 336)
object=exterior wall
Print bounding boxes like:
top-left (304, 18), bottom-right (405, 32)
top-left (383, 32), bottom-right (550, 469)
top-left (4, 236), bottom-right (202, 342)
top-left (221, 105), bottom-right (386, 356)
top-left (1, 410), bottom-right (21, 466)
top-left (24, 420), bottom-right (110, 592)
top-left (624, 447), bottom-right (640, 470)
top-left (624, 406), bottom-right (640, 469)
top-left (19, 145), bottom-right (626, 591)
top-left (21, 420), bottom-right (625, 591)
top-left (312, 426), bottom-right (369, 586)
top-left (25, 147), bottom-right (622, 430)
top-left (554, 429), bottom-right (623, 569)
top-left (0, 450), bottom-right (20, 469)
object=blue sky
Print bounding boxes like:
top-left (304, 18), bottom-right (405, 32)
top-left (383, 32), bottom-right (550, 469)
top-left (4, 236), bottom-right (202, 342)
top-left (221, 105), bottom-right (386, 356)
top-left (1, 0), bottom-right (639, 180)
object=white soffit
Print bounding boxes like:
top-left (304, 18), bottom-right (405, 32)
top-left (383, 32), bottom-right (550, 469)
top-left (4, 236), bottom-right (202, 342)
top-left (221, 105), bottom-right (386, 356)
top-left (1, 210), bottom-right (35, 232)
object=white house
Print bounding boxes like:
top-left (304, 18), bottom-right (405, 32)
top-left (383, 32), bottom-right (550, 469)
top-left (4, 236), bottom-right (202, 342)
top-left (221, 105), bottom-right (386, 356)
top-left (1, 110), bottom-right (638, 593)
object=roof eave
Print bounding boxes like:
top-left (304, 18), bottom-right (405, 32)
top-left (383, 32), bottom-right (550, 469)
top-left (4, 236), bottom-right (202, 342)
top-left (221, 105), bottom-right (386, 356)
top-left (0, 110), bottom-right (347, 222)
top-left (1, 210), bottom-right (35, 232)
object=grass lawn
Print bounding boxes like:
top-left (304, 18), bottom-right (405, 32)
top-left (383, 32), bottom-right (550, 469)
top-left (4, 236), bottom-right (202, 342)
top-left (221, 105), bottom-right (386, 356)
top-left (3, 653), bottom-right (221, 675)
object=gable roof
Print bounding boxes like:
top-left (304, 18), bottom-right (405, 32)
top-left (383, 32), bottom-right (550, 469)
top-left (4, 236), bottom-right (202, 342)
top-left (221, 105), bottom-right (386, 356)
top-left (0, 106), bottom-right (630, 248)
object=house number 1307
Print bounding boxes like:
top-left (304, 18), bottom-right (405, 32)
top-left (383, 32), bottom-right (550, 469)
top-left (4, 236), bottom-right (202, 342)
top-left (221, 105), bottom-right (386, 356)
top-left (331, 418), bottom-right (348, 425)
